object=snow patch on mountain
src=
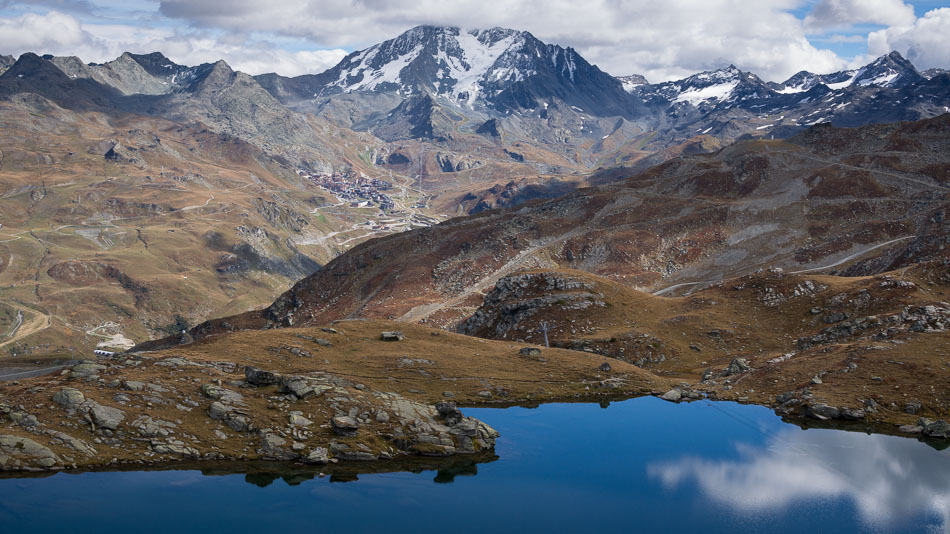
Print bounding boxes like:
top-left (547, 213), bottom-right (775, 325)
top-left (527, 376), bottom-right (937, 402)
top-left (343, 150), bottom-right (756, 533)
top-left (440, 30), bottom-right (522, 106)
top-left (674, 80), bottom-right (739, 105)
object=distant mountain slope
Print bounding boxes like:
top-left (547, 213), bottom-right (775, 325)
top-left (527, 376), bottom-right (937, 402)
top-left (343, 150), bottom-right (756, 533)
top-left (150, 114), bottom-right (950, 348)
top-left (3, 31), bottom-right (949, 176)
top-left (0, 53), bottom-right (333, 168)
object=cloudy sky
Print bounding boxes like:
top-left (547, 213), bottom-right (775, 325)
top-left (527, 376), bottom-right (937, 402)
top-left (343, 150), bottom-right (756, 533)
top-left (1, 0), bottom-right (949, 82)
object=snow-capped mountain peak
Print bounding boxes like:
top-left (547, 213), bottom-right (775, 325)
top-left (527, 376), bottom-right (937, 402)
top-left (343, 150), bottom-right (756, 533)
top-left (775, 51), bottom-right (922, 94)
top-left (321, 25), bottom-right (531, 104)
top-left (636, 65), bottom-right (769, 108)
top-left (310, 25), bottom-right (633, 116)
top-left (617, 74), bottom-right (649, 93)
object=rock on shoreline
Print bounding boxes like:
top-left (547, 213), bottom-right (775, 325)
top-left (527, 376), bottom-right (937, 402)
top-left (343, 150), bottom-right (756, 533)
top-left (0, 353), bottom-right (498, 472)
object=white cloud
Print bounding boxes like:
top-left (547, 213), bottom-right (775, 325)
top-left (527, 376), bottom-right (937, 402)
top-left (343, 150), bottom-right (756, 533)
top-left (0, 10), bottom-right (347, 76)
top-left (868, 7), bottom-right (950, 71)
top-left (648, 428), bottom-right (950, 529)
top-left (3, 1), bottom-right (948, 83)
top-left (804, 0), bottom-right (916, 31)
top-left (0, 10), bottom-right (93, 52)
top-left (151, 0), bottom-right (853, 82)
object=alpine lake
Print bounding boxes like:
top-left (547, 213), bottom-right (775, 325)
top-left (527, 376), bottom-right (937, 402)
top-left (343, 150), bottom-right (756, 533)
top-left (1, 396), bottom-right (948, 533)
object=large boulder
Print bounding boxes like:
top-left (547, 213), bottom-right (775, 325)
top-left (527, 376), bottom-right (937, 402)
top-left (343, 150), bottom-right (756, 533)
top-left (88, 402), bottom-right (125, 430)
top-left (245, 366), bottom-right (280, 386)
top-left (660, 389), bottom-right (682, 402)
top-left (919, 418), bottom-right (950, 438)
top-left (0, 435), bottom-right (59, 470)
top-left (52, 388), bottom-right (85, 409)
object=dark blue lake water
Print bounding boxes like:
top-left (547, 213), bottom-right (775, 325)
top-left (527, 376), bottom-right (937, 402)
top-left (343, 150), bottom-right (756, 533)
top-left (1, 396), bottom-right (948, 533)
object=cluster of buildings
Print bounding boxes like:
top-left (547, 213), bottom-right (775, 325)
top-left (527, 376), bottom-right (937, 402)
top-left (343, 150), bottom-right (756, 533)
top-left (298, 169), bottom-right (396, 211)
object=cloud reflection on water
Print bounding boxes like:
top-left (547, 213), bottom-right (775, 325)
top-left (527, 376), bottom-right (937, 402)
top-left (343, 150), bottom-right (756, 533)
top-left (648, 428), bottom-right (950, 531)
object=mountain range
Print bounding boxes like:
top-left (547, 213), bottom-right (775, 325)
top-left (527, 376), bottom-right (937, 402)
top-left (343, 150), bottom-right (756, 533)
top-left (1, 24), bottom-right (950, 357)
top-left (2, 25), bottom-right (949, 177)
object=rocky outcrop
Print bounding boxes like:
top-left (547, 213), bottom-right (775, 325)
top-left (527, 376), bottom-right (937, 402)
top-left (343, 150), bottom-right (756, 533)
top-left (0, 352), bottom-right (500, 473)
top-left (798, 304), bottom-right (950, 350)
top-left (0, 435), bottom-right (59, 471)
top-left (460, 272), bottom-right (604, 339)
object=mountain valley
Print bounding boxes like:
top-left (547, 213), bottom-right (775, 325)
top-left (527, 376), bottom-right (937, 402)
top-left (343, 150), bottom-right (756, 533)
top-left (1, 23), bottom-right (949, 476)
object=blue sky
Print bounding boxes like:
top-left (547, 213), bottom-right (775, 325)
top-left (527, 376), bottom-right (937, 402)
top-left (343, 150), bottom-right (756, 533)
top-left (1, 1), bottom-right (948, 82)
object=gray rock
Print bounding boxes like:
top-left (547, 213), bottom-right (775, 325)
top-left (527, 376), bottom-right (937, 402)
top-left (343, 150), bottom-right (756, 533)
top-left (52, 388), bottom-right (86, 409)
top-left (921, 419), bottom-right (950, 438)
top-left (599, 362), bottom-right (612, 373)
top-left (840, 408), bottom-right (866, 420)
top-left (807, 403), bottom-right (840, 420)
top-left (810, 376), bottom-right (823, 385)
top-left (724, 358), bottom-right (751, 375)
top-left (208, 401), bottom-right (230, 420)
top-left (0, 434), bottom-right (59, 470)
top-left (905, 400), bottom-right (922, 415)
top-left (200, 383), bottom-right (226, 399)
top-left (289, 414), bottom-right (312, 427)
top-left (519, 347), bottom-right (541, 356)
top-left (151, 442), bottom-right (199, 458)
top-left (135, 416), bottom-right (176, 438)
top-left (304, 447), bottom-right (329, 464)
top-left (823, 312), bottom-right (849, 324)
top-left (45, 430), bottom-right (96, 456)
top-left (660, 389), bottom-right (682, 402)
top-left (435, 402), bottom-right (463, 425)
top-left (245, 366), bottom-right (280, 386)
top-left (380, 331), bottom-right (404, 342)
top-left (88, 402), bottom-right (125, 430)
top-left (899, 425), bottom-right (924, 434)
top-left (260, 434), bottom-right (296, 460)
top-left (280, 377), bottom-right (316, 399)
top-left (226, 415), bottom-right (250, 433)
top-left (122, 381), bottom-right (145, 392)
top-left (375, 410), bottom-right (390, 423)
top-left (71, 362), bottom-right (106, 378)
top-left (331, 416), bottom-right (359, 437)
top-left (8, 412), bottom-right (37, 427)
